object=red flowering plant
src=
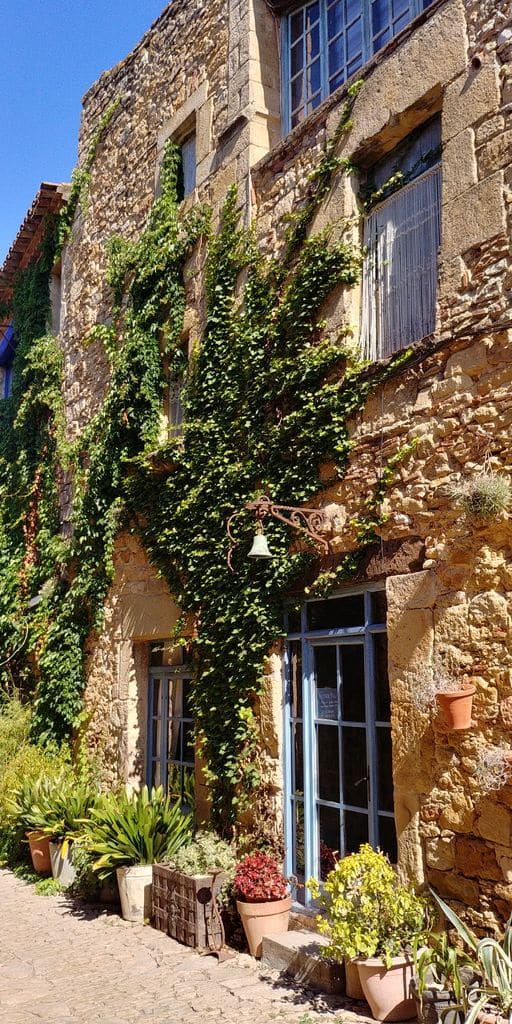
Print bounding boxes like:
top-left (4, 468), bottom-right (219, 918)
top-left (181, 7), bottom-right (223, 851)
top-left (233, 851), bottom-right (288, 903)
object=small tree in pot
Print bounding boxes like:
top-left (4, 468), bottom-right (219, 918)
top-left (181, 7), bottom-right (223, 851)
top-left (233, 851), bottom-right (291, 957)
top-left (308, 844), bottom-right (429, 1021)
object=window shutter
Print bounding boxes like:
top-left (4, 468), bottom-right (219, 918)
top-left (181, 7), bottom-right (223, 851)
top-left (361, 166), bottom-right (441, 361)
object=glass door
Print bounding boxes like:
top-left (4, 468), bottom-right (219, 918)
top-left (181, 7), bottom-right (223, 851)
top-left (284, 586), bottom-right (396, 906)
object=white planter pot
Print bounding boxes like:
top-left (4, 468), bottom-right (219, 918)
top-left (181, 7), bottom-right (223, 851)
top-left (116, 864), bottom-right (153, 923)
top-left (49, 841), bottom-right (76, 887)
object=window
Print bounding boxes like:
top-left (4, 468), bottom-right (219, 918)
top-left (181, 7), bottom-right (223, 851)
top-left (284, 586), bottom-right (395, 907)
top-left (360, 117), bottom-right (441, 361)
top-left (168, 372), bottom-right (184, 437)
top-left (284, 0), bottom-right (435, 130)
top-left (147, 643), bottom-right (195, 812)
top-left (177, 133), bottom-right (196, 201)
top-left (0, 324), bottom-right (15, 399)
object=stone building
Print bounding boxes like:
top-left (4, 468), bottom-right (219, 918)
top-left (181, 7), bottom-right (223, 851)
top-left (2, 0), bottom-right (512, 932)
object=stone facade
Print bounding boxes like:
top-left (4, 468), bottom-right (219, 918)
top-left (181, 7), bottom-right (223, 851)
top-left (14, 0), bottom-right (512, 924)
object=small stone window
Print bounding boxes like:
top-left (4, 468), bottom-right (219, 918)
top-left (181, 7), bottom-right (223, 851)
top-left (283, 0), bottom-right (435, 131)
top-left (360, 116), bottom-right (441, 361)
top-left (147, 642), bottom-right (195, 812)
top-left (0, 324), bottom-right (15, 399)
top-left (176, 132), bottom-right (196, 202)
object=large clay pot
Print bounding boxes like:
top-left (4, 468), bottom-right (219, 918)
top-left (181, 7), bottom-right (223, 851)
top-left (436, 685), bottom-right (475, 730)
top-left (236, 895), bottom-right (292, 958)
top-left (411, 975), bottom-right (461, 1024)
top-left (49, 840), bottom-right (76, 887)
top-left (26, 830), bottom-right (51, 876)
top-left (116, 864), bottom-right (153, 923)
top-left (356, 953), bottom-right (416, 1022)
top-left (345, 956), bottom-right (365, 1000)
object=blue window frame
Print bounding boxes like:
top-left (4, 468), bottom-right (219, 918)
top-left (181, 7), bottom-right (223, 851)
top-left (0, 324), bottom-right (15, 400)
top-left (283, 0), bottom-right (435, 130)
top-left (284, 586), bottom-right (395, 906)
top-left (147, 645), bottom-right (195, 812)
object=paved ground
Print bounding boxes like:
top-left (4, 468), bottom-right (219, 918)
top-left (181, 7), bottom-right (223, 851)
top-left (0, 869), bottom-right (374, 1024)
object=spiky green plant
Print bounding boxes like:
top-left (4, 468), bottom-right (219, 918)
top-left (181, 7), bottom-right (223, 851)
top-left (432, 889), bottom-right (512, 1024)
top-left (83, 785), bottom-right (192, 878)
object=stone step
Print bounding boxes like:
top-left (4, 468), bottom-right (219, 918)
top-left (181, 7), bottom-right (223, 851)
top-left (261, 929), bottom-right (345, 994)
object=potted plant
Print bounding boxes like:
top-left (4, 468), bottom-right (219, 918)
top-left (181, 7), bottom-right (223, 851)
top-left (412, 668), bottom-right (476, 731)
top-left (431, 889), bottom-right (512, 1024)
top-left (308, 844), bottom-right (429, 1021)
top-left (4, 774), bottom-right (54, 875)
top-left (83, 785), bottom-right (192, 923)
top-left (412, 931), bottom-right (477, 1024)
top-left (153, 830), bottom-right (236, 951)
top-left (233, 851), bottom-right (291, 958)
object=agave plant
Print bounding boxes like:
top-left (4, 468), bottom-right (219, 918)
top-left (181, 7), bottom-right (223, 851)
top-left (432, 889), bottom-right (512, 1024)
top-left (6, 771), bottom-right (94, 839)
top-left (82, 785), bottom-right (192, 878)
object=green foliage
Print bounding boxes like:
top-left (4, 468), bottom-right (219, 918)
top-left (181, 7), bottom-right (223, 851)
top-left (83, 785), bottom-right (193, 877)
top-left (168, 830), bottom-right (236, 876)
top-left (0, 694), bottom-right (31, 772)
top-left (450, 471), bottom-right (511, 520)
top-left (34, 876), bottom-right (63, 896)
top-left (18, 771), bottom-right (97, 843)
top-left (307, 844), bottom-right (429, 967)
top-left (431, 890), bottom-right (512, 1024)
top-left (0, 103), bottom-right (417, 829)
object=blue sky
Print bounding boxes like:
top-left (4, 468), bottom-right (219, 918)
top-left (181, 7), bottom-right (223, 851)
top-left (0, 1), bottom-right (168, 263)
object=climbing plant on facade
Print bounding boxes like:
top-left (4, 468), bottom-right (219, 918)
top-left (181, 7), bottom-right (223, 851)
top-left (0, 82), bottom-right (415, 830)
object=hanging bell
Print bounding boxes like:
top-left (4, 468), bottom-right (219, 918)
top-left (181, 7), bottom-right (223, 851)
top-left (247, 523), bottom-right (273, 559)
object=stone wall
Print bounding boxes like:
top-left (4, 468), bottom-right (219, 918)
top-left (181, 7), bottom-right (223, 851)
top-left (59, 0), bottom-right (512, 923)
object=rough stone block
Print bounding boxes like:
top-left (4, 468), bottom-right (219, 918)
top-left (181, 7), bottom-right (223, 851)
top-left (477, 801), bottom-right (511, 846)
top-left (261, 930), bottom-right (345, 994)
top-left (443, 63), bottom-right (501, 142)
top-left (443, 129), bottom-right (478, 204)
top-left (441, 172), bottom-right (506, 261)
top-left (445, 342), bottom-right (488, 378)
top-left (454, 836), bottom-right (501, 880)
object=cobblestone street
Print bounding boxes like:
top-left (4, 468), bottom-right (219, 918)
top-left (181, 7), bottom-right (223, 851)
top-left (0, 870), bottom-right (371, 1024)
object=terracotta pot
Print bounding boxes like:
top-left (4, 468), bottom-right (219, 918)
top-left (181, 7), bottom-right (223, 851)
top-left (236, 895), bottom-right (291, 957)
top-left (356, 953), bottom-right (416, 1022)
top-left (345, 956), bottom-right (365, 1000)
top-left (436, 685), bottom-right (476, 730)
top-left (26, 830), bottom-right (52, 876)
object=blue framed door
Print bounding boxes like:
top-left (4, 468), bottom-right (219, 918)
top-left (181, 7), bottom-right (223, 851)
top-left (284, 586), bottom-right (395, 905)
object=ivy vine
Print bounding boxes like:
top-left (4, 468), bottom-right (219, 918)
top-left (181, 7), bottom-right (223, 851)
top-left (0, 86), bottom-right (415, 829)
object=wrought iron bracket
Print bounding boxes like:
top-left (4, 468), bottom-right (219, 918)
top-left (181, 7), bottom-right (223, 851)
top-left (227, 494), bottom-right (328, 572)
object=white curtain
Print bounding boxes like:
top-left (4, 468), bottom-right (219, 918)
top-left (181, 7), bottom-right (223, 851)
top-left (360, 166), bottom-right (441, 362)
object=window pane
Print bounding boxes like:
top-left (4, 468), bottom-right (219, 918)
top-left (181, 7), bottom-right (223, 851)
top-left (306, 2), bottom-right (320, 26)
top-left (327, 1), bottom-right (343, 39)
top-left (183, 721), bottom-right (195, 764)
top-left (318, 724), bottom-right (340, 801)
top-left (291, 40), bottom-right (304, 77)
top-left (307, 594), bottom-right (365, 630)
top-left (294, 723), bottom-right (304, 794)
top-left (374, 634), bottom-right (391, 720)
top-left (181, 134), bottom-right (196, 197)
top-left (182, 767), bottom-right (195, 812)
top-left (377, 727), bottom-right (394, 812)
top-left (370, 589), bottom-right (387, 624)
top-left (372, 0), bottom-right (389, 36)
top-left (393, 0), bottom-right (409, 18)
top-left (379, 814), bottom-right (397, 862)
top-left (340, 645), bottom-right (365, 722)
top-left (342, 726), bottom-right (368, 807)
top-left (291, 73), bottom-right (305, 115)
top-left (319, 804), bottom-right (340, 879)
top-left (152, 717), bottom-right (162, 756)
top-left (294, 800), bottom-right (305, 875)
top-left (289, 640), bottom-right (303, 718)
top-left (151, 760), bottom-right (162, 788)
top-left (287, 606), bottom-right (302, 633)
top-left (315, 645), bottom-right (338, 719)
top-left (346, 18), bottom-right (362, 59)
top-left (150, 643), bottom-right (164, 667)
top-left (307, 57), bottom-right (321, 97)
top-left (168, 719), bottom-right (181, 760)
top-left (306, 22), bottom-right (320, 59)
top-left (344, 809), bottom-right (369, 853)
top-left (182, 677), bottom-right (192, 716)
top-left (152, 679), bottom-right (162, 717)
top-left (329, 35), bottom-right (344, 80)
top-left (291, 8), bottom-right (304, 42)
top-left (168, 679), bottom-right (183, 718)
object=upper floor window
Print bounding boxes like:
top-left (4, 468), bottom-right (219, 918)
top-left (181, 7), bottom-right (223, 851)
top-left (360, 116), bottom-right (441, 361)
top-left (0, 324), bottom-right (15, 399)
top-left (284, 0), bottom-right (434, 130)
top-left (177, 133), bottom-right (196, 202)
